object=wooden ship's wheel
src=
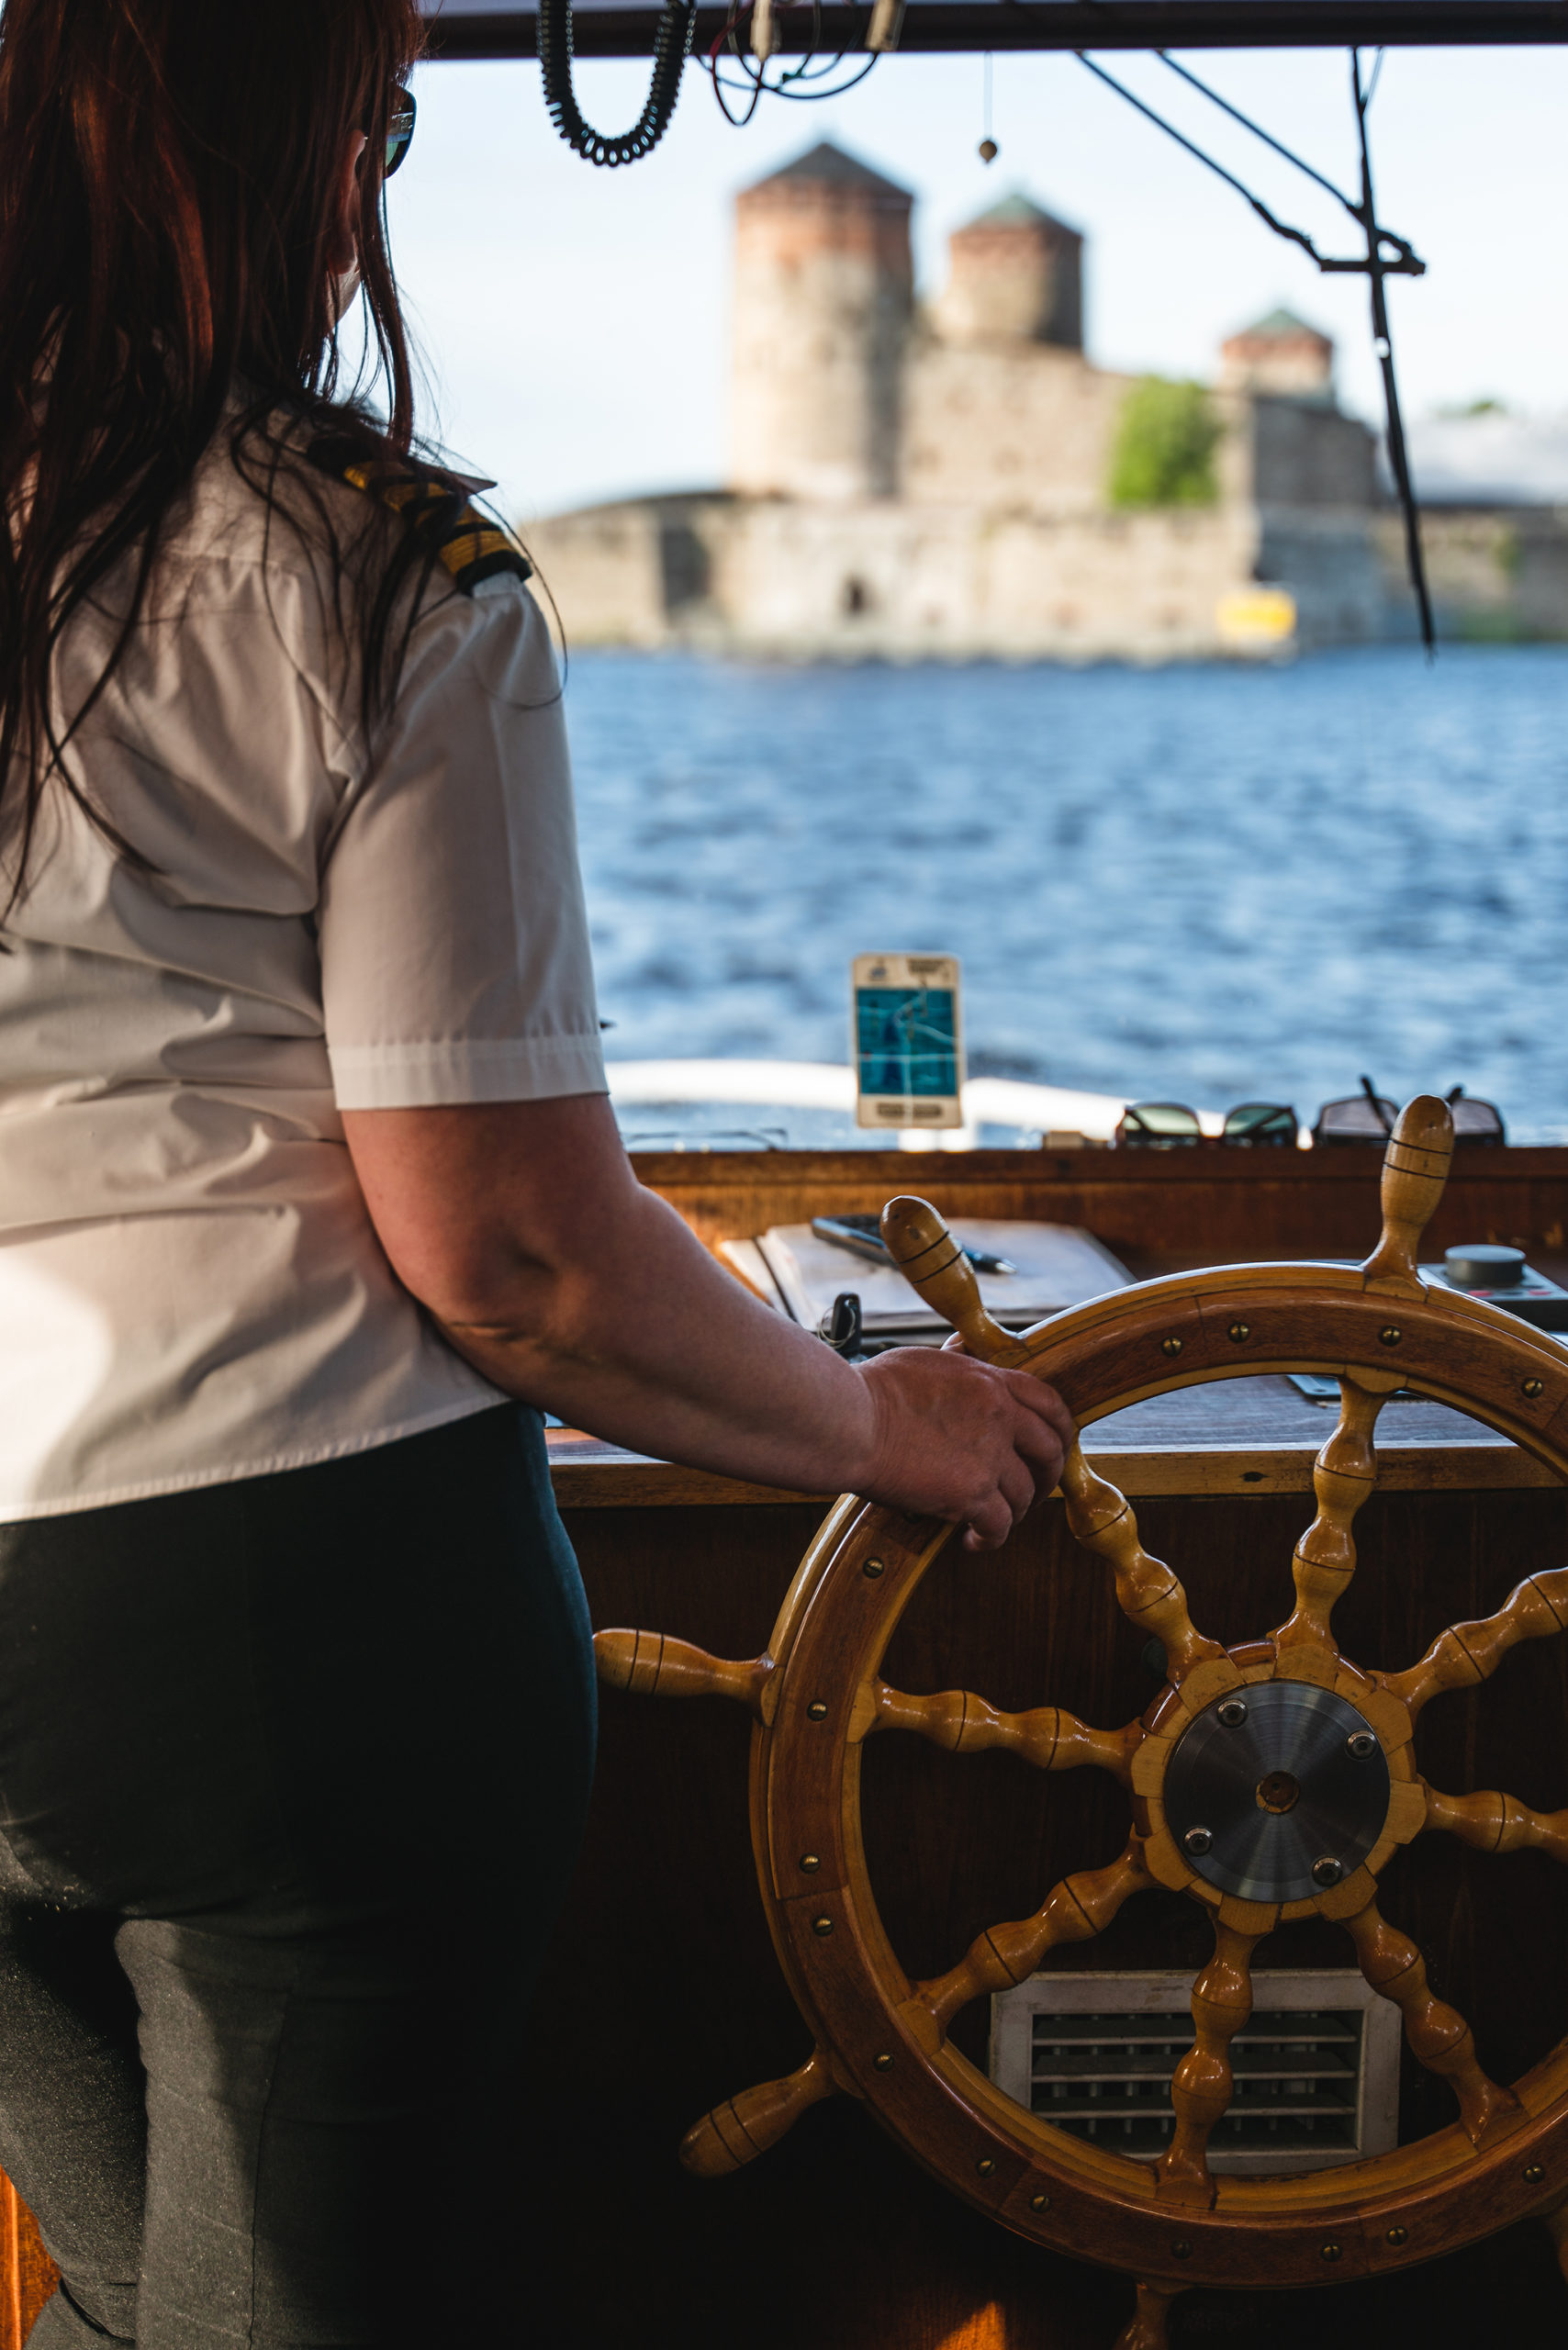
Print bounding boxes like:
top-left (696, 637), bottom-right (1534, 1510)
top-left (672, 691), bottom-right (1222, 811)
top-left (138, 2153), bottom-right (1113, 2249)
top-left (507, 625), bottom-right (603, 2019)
top-left (596, 1098), bottom-right (1568, 2345)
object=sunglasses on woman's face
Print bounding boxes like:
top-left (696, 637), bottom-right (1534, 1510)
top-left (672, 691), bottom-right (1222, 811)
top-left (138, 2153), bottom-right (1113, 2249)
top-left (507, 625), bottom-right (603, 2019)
top-left (384, 86), bottom-right (417, 179)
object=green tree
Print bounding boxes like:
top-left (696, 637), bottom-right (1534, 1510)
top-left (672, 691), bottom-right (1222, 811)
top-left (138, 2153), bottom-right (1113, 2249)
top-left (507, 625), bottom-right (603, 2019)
top-left (1108, 377), bottom-right (1221, 509)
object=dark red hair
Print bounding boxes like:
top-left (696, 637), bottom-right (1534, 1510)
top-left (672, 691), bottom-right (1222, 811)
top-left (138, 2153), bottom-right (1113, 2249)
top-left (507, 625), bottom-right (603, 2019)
top-left (0, 0), bottom-right (430, 907)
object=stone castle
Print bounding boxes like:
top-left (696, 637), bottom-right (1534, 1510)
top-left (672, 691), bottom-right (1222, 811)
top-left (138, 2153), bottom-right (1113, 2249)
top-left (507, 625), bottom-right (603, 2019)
top-left (527, 140), bottom-right (1392, 660)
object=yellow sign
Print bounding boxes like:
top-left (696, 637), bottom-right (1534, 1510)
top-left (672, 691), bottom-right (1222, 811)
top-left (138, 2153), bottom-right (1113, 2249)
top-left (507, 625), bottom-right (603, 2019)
top-left (1216, 588), bottom-right (1297, 647)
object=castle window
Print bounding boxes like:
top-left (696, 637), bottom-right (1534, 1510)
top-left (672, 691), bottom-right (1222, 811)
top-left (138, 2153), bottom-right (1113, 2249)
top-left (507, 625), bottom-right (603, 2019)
top-left (842, 576), bottom-right (871, 617)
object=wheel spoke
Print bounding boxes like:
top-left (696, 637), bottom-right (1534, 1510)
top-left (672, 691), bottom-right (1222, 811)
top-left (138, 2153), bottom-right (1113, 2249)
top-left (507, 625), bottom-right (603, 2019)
top-left (1343, 1897), bottom-right (1521, 2145)
top-left (1423, 1783), bottom-right (1568, 1863)
top-left (913, 1837), bottom-right (1152, 2042)
top-left (1382, 1567), bottom-right (1568, 1720)
top-left (678, 2046), bottom-right (838, 2176)
top-left (1059, 1447), bottom-right (1225, 1681)
top-left (593, 1628), bottom-right (776, 1717)
top-left (1273, 1378), bottom-right (1385, 1655)
top-left (1156, 1920), bottom-right (1261, 2205)
top-left (864, 1683), bottom-right (1142, 1782)
top-left (1113, 2283), bottom-right (1185, 2350)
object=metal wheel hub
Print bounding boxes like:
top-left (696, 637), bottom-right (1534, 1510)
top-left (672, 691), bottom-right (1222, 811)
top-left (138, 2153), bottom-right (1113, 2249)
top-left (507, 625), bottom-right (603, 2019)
top-left (1162, 1680), bottom-right (1393, 1902)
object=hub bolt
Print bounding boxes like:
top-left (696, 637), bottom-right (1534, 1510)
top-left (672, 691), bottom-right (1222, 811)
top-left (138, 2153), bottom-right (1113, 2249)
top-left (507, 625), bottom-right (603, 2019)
top-left (1312, 1857), bottom-right (1345, 1889)
top-left (1347, 1731), bottom-right (1378, 1760)
top-left (1183, 1826), bottom-right (1214, 1858)
top-left (1217, 1699), bottom-right (1249, 1728)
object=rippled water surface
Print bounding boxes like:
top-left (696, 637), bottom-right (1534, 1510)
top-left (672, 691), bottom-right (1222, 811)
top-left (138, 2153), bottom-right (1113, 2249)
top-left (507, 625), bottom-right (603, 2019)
top-left (564, 646), bottom-right (1568, 1142)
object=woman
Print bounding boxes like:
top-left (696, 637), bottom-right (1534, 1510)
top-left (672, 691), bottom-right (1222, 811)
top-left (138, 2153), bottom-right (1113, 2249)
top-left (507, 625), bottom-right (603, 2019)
top-left (0, 4), bottom-right (1071, 2342)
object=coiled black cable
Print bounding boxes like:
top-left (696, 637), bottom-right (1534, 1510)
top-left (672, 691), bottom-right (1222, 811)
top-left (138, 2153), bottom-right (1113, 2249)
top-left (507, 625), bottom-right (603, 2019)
top-left (538, 0), bottom-right (699, 167)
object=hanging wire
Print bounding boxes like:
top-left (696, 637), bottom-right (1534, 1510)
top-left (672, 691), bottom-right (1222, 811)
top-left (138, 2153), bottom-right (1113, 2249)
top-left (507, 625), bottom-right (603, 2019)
top-left (1152, 50), bottom-right (1421, 274)
top-left (1072, 50), bottom-right (1421, 280)
top-left (980, 52), bottom-right (999, 162)
top-left (538, 0), bottom-right (699, 166)
top-left (706, 0), bottom-right (879, 123)
top-left (1154, 52), bottom-right (1359, 210)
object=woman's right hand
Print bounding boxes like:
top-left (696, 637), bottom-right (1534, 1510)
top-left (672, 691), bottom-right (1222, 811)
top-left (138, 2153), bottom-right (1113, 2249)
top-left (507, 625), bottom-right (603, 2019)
top-left (851, 1346), bottom-right (1074, 1551)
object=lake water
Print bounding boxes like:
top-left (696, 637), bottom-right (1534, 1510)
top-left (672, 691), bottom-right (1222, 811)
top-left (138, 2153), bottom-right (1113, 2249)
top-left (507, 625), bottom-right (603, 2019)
top-left (564, 644), bottom-right (1568, 1146)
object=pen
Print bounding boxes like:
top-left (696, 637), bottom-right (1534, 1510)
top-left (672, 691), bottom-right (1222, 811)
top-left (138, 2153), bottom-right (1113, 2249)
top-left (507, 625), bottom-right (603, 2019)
top-left (811, 1217), bottom-right (1015, 1276)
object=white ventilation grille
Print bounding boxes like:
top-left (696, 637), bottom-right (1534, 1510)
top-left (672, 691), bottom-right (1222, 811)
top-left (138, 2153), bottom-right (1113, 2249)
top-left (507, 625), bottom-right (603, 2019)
top-left (991, 1970), bottom-right (1402, 2175)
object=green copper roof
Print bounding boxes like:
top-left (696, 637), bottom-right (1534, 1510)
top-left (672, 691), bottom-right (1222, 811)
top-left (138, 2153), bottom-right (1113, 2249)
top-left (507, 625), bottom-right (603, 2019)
top-left (1234, 306), bottom-right (1330, 341)
top-left (959, 192), bottom-right (1081, 237)
top-left (744, 140), bottom-right (912, 202)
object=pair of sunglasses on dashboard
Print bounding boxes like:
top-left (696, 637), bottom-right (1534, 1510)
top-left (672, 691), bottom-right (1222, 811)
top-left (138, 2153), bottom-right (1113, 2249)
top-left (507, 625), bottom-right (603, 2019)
top-left (1116, 1102), bottom-right (1298, 1148)
top-left (1312, 1078), bottom-right (1505, 1147)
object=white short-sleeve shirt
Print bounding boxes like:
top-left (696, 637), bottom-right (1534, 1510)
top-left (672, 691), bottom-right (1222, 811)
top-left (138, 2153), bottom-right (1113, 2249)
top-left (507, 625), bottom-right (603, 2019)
top-left (0, 433), bottom-right (607, 1519)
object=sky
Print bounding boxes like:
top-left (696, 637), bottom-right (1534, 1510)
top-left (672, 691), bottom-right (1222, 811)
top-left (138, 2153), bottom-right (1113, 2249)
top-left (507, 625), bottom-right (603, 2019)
top-left (384, 40), bottom-right (1568, 522)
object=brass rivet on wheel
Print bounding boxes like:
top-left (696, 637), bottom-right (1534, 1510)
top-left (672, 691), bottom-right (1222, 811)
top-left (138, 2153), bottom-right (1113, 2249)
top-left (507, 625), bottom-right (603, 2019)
top-left (800, 1853), bottom-right (821, 1873)
top-left (873, 2053), bottom-right (893, 2072)
top-left (1379, 1326), bottom-right (1402, 1347)
top-left (1386, 2225), bottom-right (1408, 2247)
top-left (1312, 1857), bottom-right (1345, 1889)
top-left (1524, 1379), bottom-right (1546, 1400)
top-left (976, 2157), bottom-right (996, 2177)
top-left (1321, 2242), bottom-right (1343, 2263)
top-left (1525, 2163), bottom-right (1546, 2186)
top-left (863, 1556), bottom-right (886, 1578)
top-left (1182, 1826), bottom-right (1214, 1858)
top-left (1170, 2240), bottom-right (1193, 2261)
top-left (807, 1700), bottom-right (829, 1720)
top-left (1217, 1699), bottom-right (1249, 1728)
top-left (1347, 1731), bottom-right (1378, 1760)
top-left (812, 1915), bottom-right (834, 1936)
top-left (1227, 1321), bottom-right (1251, 1343)
top-left (1161, 1336), bottom-right (1184, 1358)
top-left (1030, 2192), bottom-right (1051, 2212)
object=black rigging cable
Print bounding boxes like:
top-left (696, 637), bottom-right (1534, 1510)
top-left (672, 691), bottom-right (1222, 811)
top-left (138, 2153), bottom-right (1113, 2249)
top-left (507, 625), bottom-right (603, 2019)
top-left (1074, 52), bottom-right (1350, 272)
top-left (1058, 34), bottom-right (1435, 648)
top-left (1346, 48), bottom-right (1435, 652)
top-left (538, 0), bottom-right (698, 166)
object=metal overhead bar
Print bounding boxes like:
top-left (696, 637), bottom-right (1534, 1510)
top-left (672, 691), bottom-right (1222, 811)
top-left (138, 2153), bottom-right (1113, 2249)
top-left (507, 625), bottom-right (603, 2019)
top-left (421, 0), bottom-right (1568, 57)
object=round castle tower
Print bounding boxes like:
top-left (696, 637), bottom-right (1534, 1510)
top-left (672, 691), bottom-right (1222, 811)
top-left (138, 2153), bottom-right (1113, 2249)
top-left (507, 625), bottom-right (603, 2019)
top-left (1219, 308), bottom-right (1335, 402)
top-left (729, 140), bottom-right (913, 503)
top-left (934, 193), bottom-right (1083, 348)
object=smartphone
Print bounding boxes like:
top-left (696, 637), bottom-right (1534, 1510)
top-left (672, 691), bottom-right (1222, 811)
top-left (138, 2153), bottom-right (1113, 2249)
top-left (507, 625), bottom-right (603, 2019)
top-left (852, 953), bottom-right (964, 1133)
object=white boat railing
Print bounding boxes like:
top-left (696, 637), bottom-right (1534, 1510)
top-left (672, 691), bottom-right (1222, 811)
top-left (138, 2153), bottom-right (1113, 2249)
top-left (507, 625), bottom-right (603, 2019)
top-left (604, 1058), bottom-right (1228, 1147)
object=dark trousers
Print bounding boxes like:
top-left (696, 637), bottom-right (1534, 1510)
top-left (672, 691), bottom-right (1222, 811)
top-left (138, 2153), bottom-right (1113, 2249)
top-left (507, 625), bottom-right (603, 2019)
top-left (0, 1404), bottom-right (597, 2347)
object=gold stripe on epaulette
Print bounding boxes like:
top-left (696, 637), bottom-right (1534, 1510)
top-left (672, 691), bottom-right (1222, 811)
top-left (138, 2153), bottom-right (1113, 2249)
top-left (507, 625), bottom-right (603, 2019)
top-left (438, 525), bottom-right (512, 581)
top-left (340, 464), bottom-right (528, 589)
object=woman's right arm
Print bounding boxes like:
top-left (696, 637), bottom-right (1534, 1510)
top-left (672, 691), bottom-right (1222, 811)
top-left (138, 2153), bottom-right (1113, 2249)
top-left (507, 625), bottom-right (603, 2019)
top-left (343, 1091), bottom-right (1072, 1551)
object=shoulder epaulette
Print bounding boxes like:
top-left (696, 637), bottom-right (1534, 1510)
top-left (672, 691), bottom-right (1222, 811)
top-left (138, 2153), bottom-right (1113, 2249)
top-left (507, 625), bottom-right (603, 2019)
top-left (310, 441), bottom-right (532, 594)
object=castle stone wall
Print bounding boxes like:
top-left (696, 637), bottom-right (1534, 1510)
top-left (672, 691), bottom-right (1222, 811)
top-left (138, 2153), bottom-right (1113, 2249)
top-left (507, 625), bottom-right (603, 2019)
top-left (1245, 397), bottom-right (1379, 508)
top-left (527, 495), bottom-right (1383, 662)
top-left (901, 340), bottom-right (1128, 513)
